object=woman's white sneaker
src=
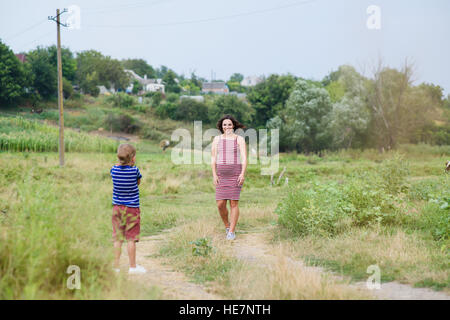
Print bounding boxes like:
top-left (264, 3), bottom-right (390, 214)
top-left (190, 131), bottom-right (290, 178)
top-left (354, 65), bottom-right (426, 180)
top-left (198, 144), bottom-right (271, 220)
top-left (129, 265), bottom-right (147, 274)
top-left (226, 232), bottom-right (236, 240)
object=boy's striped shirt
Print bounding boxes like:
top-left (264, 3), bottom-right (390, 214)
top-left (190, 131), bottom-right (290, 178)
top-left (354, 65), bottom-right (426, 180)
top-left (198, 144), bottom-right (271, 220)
top-left (110, 165), bottom-right (142, 208)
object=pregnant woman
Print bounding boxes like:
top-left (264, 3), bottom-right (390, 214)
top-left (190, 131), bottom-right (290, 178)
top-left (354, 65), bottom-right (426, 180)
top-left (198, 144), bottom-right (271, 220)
top-left (211, 115), bottom-right (247, 240)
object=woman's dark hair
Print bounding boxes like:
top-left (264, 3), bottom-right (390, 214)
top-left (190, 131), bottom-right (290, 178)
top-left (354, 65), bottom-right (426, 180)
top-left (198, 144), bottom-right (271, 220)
top-left (216, 114), bottom-right (245, 133)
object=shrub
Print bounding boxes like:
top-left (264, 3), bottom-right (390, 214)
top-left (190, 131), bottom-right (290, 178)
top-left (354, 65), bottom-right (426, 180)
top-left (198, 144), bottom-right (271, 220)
top-left (106, 92), bottom-right (136, 108)
top-left (417, 198), bottom-right (449, 242)
top-left (141, 127), bottom-right (166, 141)
top-left (276, 170), bottom-right (409, 237)
top-left (103, 112), bottom-right (141, 133)
top-left (154, 102), bottom-right (177, 119)
top-left (377, 153), bottom-right (410, 194)
top-left (276, 183), bottom-right (349, 237)
top-left (173, 98), bottom-right (209, 122)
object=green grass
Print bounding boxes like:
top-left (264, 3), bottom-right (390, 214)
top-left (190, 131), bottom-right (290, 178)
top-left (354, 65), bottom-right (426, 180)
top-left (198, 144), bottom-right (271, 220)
top-left (0, 116), bottom-right (118, 153)
top-left (0, 111), bottom-right (449, 298)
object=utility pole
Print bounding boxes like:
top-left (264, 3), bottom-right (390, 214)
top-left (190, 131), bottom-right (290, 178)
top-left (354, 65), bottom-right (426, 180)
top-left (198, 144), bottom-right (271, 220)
top-left (49, 9), bottom-right (68, 166)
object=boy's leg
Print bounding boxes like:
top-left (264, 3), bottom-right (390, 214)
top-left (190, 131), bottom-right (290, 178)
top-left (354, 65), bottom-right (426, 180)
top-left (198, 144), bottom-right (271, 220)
top-left (112, 205), bottom-right (125, 268)
top-left (124, 207), bottom-right (140, 269)
top-left (127, 240), bottom-right (136, 268)
top-left (113, 240), bottom-right (123, 268)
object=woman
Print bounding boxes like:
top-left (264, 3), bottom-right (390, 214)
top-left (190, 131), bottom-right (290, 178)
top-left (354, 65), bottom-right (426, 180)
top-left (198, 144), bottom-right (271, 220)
top-left (211, 115), bottom-right (247, 240)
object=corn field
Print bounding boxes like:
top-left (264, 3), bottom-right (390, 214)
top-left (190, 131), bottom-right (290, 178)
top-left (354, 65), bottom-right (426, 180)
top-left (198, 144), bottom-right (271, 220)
top-left (0, 117), bottom-right (118, 153)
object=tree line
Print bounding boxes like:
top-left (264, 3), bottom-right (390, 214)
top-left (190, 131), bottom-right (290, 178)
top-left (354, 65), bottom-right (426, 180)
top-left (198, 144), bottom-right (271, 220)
top-left (1, 40), bottom-right (448, 151)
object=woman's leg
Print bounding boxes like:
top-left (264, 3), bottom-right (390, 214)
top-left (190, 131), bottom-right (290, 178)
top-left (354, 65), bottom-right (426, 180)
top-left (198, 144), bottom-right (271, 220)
top-left (229, 200), bottom-right (240, 233)
top-left (216, 199), bottom-right (230, 228)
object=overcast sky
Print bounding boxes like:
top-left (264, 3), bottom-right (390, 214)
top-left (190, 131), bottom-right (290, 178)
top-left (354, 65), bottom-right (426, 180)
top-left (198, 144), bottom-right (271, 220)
top-left (1, 0), bottom-right (449, 94)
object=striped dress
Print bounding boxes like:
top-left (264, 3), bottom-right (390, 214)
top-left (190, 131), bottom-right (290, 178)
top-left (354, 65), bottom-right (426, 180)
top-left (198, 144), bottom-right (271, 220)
top-left (215, 135), bottom-right (242, 200)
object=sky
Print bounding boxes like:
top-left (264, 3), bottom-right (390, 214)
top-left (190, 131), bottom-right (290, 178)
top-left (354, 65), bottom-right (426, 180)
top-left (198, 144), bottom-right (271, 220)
top-left (1, 0), bottom-right (449, 94)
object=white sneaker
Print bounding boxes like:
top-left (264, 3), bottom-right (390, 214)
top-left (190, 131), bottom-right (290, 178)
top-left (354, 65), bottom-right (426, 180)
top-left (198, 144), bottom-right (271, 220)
top-left (226, 232), bottom-right (236, 240)
top-left (226, 227), bottom-right (230, 235)
top-left (129, 265), bottom-right (147, 274)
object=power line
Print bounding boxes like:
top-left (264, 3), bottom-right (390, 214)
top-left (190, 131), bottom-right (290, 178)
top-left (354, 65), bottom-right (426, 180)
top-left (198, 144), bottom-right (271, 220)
top-left (82, 0), bottom-right (176, 15)
top-left (14, 30), bottom-right (54, 51)
top-left (84, 0), bottom-right (318, 29)
top-left (2, 19), bottom-right (47, 41)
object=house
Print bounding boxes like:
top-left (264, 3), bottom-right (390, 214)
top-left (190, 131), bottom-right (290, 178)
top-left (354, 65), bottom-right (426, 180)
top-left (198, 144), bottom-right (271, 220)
top-left (97, 85), bottom-right (115, 95)
top-left (125, 69), bottom-right (165, 94)
top-left (15, 53), bottom-right (26, 63)
top-left (241, 75), bottom-right (264, 87)
top-left (180, 95), bottom-right (205, 103)
top-left (229, 91), bottom-right (247, 100)
top-left (202, 81), bottom-right (229, 94)
top-left (145, 79), bottom-right (165, 94)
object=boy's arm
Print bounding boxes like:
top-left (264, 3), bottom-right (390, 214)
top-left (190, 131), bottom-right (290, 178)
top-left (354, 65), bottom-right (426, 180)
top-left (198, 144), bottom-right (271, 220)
top-left (136, 167), bottom-right (142, 185)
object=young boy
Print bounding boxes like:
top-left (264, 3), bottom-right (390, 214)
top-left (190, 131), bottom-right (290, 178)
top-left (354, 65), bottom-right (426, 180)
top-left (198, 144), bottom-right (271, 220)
top-left (110, 143), bottom-right (146, 274)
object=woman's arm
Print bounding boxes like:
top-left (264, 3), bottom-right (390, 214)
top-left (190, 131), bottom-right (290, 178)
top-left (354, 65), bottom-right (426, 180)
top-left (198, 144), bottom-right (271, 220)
top-left (237, 136), bottom-right (247, 185)
top-left (211, 136), bottom-right (219, 186)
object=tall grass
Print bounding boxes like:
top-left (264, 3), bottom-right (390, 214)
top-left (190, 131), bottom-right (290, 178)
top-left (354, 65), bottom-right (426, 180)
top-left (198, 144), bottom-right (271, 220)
top-left (0, 117), bottom-right (118, 153)
top-left (0, 153), bottom-right (159, 299)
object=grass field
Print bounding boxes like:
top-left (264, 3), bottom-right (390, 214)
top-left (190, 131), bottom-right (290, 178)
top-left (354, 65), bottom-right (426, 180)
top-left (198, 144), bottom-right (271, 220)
top-left (0, 113), bottom-right (449, 299)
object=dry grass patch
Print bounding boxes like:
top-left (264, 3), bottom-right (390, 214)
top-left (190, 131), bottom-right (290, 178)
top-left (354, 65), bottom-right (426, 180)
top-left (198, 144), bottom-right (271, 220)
top-left (277, 227), bottom-right (449, 293)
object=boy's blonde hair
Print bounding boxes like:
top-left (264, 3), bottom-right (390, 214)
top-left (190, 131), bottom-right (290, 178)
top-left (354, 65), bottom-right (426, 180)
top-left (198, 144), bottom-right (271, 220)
top-left (117, 144), bottom-right (136, 165)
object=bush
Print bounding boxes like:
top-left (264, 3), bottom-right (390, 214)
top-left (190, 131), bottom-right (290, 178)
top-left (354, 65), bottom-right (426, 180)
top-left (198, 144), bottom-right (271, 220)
top-left (106, 92), bottom-right (136, 108)
top-left (377, 153), bottom-right (410, 194)
top-left (276, 167), bottom-right (409, 237)
top-left (276, 183), bottom-right (350, 237)
top-left (64, 97), bottom-right (83, 109)
top-left (104, 112), bottom-right (141, 133)
top-left (155, 102), bottom-right (177, 119)
top-left (141, 127), bottom-right (166, 141)
top-left (173, 98), bottom-right (209, 122)
top-left (416, 198), bottom-right (449, 242)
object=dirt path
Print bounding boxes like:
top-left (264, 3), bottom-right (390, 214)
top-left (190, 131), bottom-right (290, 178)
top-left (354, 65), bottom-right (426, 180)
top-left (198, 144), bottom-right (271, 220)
top-left (119, 230), bottom-right (223, 300)
top-left (232, 231), bottom-right (450, 300)
top-left (118, 226), bottom-right (449, 300)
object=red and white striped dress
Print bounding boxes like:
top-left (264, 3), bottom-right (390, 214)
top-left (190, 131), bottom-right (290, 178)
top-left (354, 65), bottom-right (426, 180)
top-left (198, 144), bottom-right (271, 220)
top-left (215, 135), bottom-right (242, 200)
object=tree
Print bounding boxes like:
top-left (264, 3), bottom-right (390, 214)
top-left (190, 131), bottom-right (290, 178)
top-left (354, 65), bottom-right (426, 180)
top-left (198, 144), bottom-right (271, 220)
top-left (0, 41), bottom-right (27, 106)
top-left (229, 73), bottom-right (244, 83)
top-left (173, 98), bottom-right (209, 122)
top-left (247, 74), bottom-right (296, 127)
top-left (121, 58), bottom-right (155, 78)
top-left (156, 65), bottom-right (169, 78)
top-left (162, 69), bottom-right (180, 93)
top-left (328, 96), bottom-right (370, 149)
top-left (226, 81), bottom-right (246, 93)
top-left (268, 79), bottom-right (333, 153)
top-left (366, 60), bottom-right (414, 149)
top-left (209, 95), bottom-right (254, 124)
top-left (63, 77), bottom-right (74, 99)
top-left (76, 50), bottom-right (129, 95)
top-left (48, 46), bottom-right (77, 81)
top-left (325, 80), bottom-right (345, 103)
top-left (26, 46), bottom-right (57, 99)
top-left (131, 79), bottom-right (143, 95)
top-left (323, 65), bottom-right (371, 149)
